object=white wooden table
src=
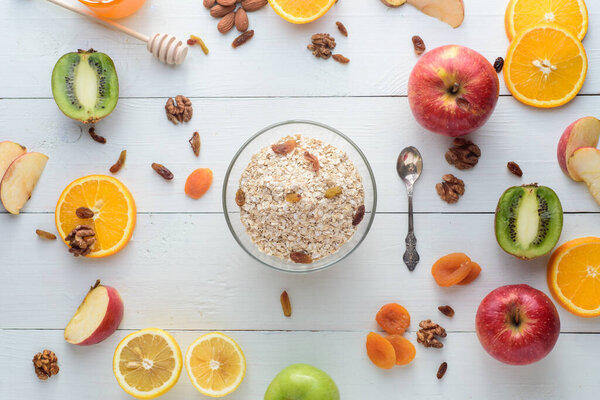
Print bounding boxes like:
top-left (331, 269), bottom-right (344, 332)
top-left (2, 0), bottom-right (600, 398)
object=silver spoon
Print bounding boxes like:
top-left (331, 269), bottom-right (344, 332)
top-left (397, 147), bottom-right (423, 271)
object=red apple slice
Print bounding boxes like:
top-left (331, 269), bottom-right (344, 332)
top-left (64, 280), bottom-right (124, 346)
top-left (557, 117), bottom-right (600, 181)
top-left (0, 152), bottom-right (48, 214)
top-left (0, 141), bottom-right (26, 179)
top-left (568, 147), bottom-right (600, 206)
top-left (407, 0), bottom-right (464, 28)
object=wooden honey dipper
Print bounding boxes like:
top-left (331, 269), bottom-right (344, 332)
top-left (46, 0), bottom-right (188, 65)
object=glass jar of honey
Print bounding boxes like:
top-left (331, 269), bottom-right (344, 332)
top-left (78, 0), bottom-right (147, 19)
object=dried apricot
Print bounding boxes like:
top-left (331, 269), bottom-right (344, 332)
top-left (375, 303), bottom-right (410, 335)
top-left (386, 335), bottom-right (416, 366)
top-left (366, 332), bottom-right (396, 369)
top-left (457, 261), bottom-right (481, 285)
top-left (431, 253), bottom-right (472, 287)
top-left (185, 168), bottom-right (213, 199)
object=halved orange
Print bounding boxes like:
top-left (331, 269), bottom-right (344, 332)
top-left (55, 175), bottom-right (136, 258)
top-left (113, 328), bottom-right (182, 399)
top-left (268, 0), bottom-right (336, 24)
top-left (185, 332), bottom-right (246, 397)
top-left (547, 237), bottom-right (600, 317)
top-left (504, 24), bottom-right (587, 108)
top-left (505, 0), bottom-right (588, 41)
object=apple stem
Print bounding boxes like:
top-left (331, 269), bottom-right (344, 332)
top-left (450, 82), bottom-right (460, 95)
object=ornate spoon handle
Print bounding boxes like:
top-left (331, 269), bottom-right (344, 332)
top-left (403, 193), bottom-right (419, 271)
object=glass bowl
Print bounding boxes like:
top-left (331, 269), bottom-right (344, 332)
top-left (223, 120), bottom-right (377, 273)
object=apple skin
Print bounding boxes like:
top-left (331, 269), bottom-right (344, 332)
top-left (408, 45), bottom-right (499, 137)
top-left (476, 284), bottom-right (560, 366)
top-left (264, 364), bottom-right (340, 400)
top-left (557, 117), bottom-right (600, 181)
top-left (64, 283), bottom-right (124, 346)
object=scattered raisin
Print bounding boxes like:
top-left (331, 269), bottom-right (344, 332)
top-left (437, 362), bottom-right (448, 379)
top-left (285, 193), bottom-right (302, 203)
top-left (507, 161), bottom-right (523, 177)
top-left (332, 54), bottom-right (350, 64)
top-left (324, 186), bottom-right (342, 199)
top-left (271, 139), bottom-right (296, 155)
top-left (352, 205), bottom-right (365, 226)
top-left (235, 188), bottom-right (246, 206)
top-left (109, 150), bottom-right (126, 174)
top-left (494, 57), bottom-right (504, 73)
top-left (187, 38), bottom-right (197, 45)
top-left (280, 290), bottom-right (292, 317)
top-left (189, 132), bottom-right (201, 156)
top-left (304, 151), bottom-right (320, 172)
top-left (232, 30), bottom-right (254, 48)
top-left (438, 305), bottom-right (455, 317)
top-left (412, 35), bottom-right (426, 55)
top-left (75, 207), bottom-right (94, 219)
top-left (290, 251), bottom-right (313, 264)
top-left (88, 127), bottom-right (106, 144)
top-left (152, 163), bottom-right (174, 180)
top-left (36, 229), bottom-right (57, 240)
top-left (336, 21), bottom-right (348, 37)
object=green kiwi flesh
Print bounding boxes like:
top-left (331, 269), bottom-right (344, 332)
top-left (495, 184), bottom-right (563, 259)
top-left (51, 49), bottom-right (118, 123)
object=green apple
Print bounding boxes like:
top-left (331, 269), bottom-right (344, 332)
top-left (264, 363), bottom-right (340, 400)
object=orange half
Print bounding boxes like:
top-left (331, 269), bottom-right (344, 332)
top-left (504, 24), bottom-right (587, 108)
top-left (547, 237), bottom-right (600, 317)
top-left (268, 0), bottom-right (336, 24)
top-left (55, 175), bottom-right (136, 258)
top-left (505, 0), bottom-right (588, 41)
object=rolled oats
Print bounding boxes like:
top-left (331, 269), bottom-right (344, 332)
top-left (239, 135), bottom-right (364, 262)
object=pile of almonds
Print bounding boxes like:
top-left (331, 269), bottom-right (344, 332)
top-left (205, 0), bottom-right (267, 37)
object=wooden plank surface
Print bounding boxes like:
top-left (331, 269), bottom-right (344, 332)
top-left (1, 0), bottom-right (599, 398)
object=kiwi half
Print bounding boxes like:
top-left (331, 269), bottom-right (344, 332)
top-left (51, 49), bottom-right (118, 124)
top-left (495, 184), bottom-right (563, 259)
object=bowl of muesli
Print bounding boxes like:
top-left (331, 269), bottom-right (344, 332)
top-left (223, 120), bottom-right (377, 273)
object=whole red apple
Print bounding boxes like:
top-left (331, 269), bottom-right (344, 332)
top-left (475, 284), bottom-right (560, 365)
top-left (408, 45), bottom-right (499, 137)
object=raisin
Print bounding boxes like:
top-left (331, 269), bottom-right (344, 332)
top-left (303, 151), bottom-right (320, 172)
top-left (324, 186), bottom-right (342, 199)
top-left (232, 30), bottom-right (254, 48)
top-left (152, 163), bottom-right (174, 180)
top-left (109, 150), bottom-right (126, 174)
top-left (332, 54), bottom-right (350, 64)
top-left (187, 38), bottom-right (197, 45)
top-left (280, 290), bottom-right (292, 317)
top-left (412, 35), bottom-right (426, 55)
top-left (290, 251), bottom-right (313, 264)
top-left (494, 57), bottom-right (504, 73)
top-left (352, 205), bottom-right (365, 226)
top-left (75, 207), bottom-right (94, 219)
top-left (285, 193), bottom-right (302, 203)
top-left (88, 127), bottom-right (106, 144)
top-left (235, 188), bottom-right (246, 206)
top-left (36, 229), bottom-right (57, 240)
top-left (271, 139), bottom-right (296, 155)
top-left (437, 362), bottom-right (448, 379)
top-left (507, 161), bottom-right (523, 177)
top-left (438, 305), bottom-right (455, 317)
top-left (336, 21), bottom-right (348, 37)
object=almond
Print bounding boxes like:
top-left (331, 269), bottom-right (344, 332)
top-left (235, 8), bottom-right (249, 32)
top-left (203, 0), bottom-right (216, 8)
top-left (210, 4), bottom-right (235, 17)
top-left (218, 12), bottom-right (235, 33)
top-left (216, 0), bottom-right (236, 5)
top-left (242, 0), bottom-right (268, 12)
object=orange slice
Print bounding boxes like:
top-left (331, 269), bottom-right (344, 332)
top-left (505, 0), bottom-right (588, 41)
top-left (548, 237), bottom-right (600, 317)
top-left (113, 328), bottom-right (182, 399)
top-left (55, 175), bottom-right (136, 258)
top-left (504, 24), bottom-right (587, 108)
top-left (268, 0), bottom-right (336, 24)
top-left (185, 332), bottom-right (246, 397)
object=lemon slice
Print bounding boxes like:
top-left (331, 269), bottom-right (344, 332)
top-left (185, 332), bottom-right (246, 397)
top-left (113, 328), bottom-right (182, 399)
